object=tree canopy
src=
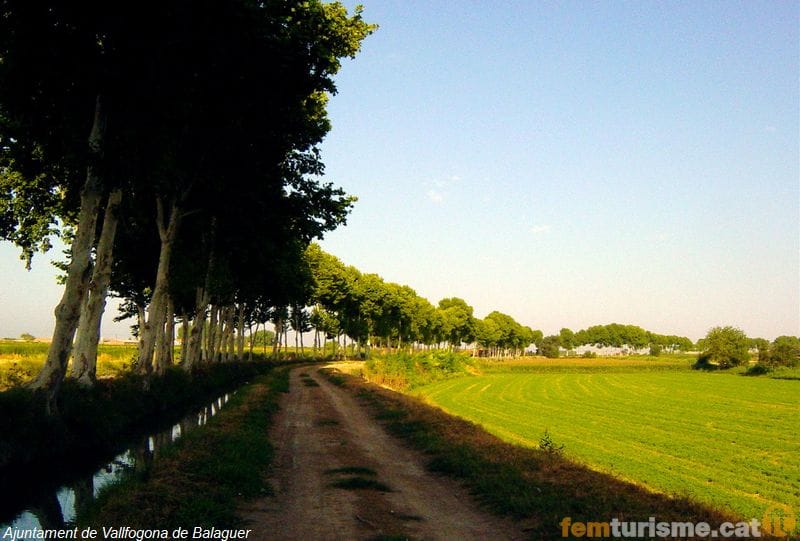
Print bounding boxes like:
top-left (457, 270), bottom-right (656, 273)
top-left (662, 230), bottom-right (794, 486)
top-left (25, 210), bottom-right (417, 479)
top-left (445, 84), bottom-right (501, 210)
top-left (0, 0), bottom-right (375, 411)
top-left (697, 326), bottom-right (750, 369)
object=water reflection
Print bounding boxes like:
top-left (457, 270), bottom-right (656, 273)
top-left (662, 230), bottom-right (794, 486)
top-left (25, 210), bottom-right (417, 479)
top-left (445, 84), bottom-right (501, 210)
top-left (2, 393), bottom-right (233, 531)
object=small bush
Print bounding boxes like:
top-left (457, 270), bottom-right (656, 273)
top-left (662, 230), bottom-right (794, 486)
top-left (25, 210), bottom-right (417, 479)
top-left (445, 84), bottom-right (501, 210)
top-left (538, 429), bottom-right (565, 456)
top-left (692, 354), bottom-right (720, 371)
top-left (744, 363), bottom-right (771, 376)
top-left (362, 351), bottom-right (472, 389)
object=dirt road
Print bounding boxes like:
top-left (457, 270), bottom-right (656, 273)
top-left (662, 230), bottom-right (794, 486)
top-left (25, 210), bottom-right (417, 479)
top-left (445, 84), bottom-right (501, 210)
top-left (240, 366), bottom-right (524, 540)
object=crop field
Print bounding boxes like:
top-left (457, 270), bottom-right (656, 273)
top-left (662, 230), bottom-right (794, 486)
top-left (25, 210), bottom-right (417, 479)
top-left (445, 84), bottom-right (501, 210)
top-left (417, 362), bottom-right (799, 522)
top-left (0, 340), bottom-right (136, 390)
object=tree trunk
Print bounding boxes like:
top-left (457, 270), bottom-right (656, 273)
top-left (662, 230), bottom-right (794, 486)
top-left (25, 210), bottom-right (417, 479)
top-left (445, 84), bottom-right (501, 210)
top-left (154, 294), bottom-right (174, 374)
top-left (136, 198), bottom-right (181, 375)
top-left (207, 305), bottom-right (219, 362)
top-left (214, 306), bottom-right (226, 363)
top-left (272, 316), bottom-right (282, 356)
top-left (236, 303), bottom-right (245, 361)
top-left (299, 326), bottom-right (304, 355)
top-left (227, 307), bottom-right (236, 361)
top-left (248, 321), bottom-right (256, 361)
top-left (179, 313), bottom-right (189, 365)
top-left (220, 306), bottom-right (231, 362)
top-left (184, 286), bottom-right (208, 371)
top-left (30, 95), bottom-right (106, 414)
top-left (72, 188), bottom-right (123, 386)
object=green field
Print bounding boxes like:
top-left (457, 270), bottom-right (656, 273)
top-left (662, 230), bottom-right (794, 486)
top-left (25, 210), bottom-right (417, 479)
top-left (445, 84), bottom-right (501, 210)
top-left (417, 361), bottom-right (799, 521)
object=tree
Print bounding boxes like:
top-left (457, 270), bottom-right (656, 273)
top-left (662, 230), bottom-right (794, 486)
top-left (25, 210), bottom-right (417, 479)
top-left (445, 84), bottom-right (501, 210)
top-left (697, 326), bottom-right (750, 369)
top-left (475, 317), bottom-right (502, 354)
top-left (251, 330), bottom-right (276, 348)
top-left (437, 298), bottom-right (476, 350)
top-left (540, 335), bottom-right (561, 358)
top-left (559, 328), bottom-right (576, 351)
top-left (770, 336), bottom-right (800, 367)
top-left (750, 338), bottom-right (771, 365)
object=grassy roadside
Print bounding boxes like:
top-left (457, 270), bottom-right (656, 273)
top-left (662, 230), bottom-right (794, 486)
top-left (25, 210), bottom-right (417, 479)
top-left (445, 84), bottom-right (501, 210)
top-left (321, 368), bottom-right (768, 540)
top-left (79, 367), bottom-right (289, 529)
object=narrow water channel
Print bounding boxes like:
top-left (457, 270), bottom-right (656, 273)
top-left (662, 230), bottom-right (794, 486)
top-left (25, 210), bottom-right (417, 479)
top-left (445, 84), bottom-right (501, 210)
top-left (1, 392), bottom-right (234, 530)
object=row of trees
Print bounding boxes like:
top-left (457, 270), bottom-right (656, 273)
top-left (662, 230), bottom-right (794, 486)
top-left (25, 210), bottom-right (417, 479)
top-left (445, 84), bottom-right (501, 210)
top-left (0, 0), bottom-right (375, 412)
top-left (303, 244), bottom-right (479, 354)
top-left (552, 324), bottom-right (694, 356)
top-left (300, 245), bottom-right (700, 359)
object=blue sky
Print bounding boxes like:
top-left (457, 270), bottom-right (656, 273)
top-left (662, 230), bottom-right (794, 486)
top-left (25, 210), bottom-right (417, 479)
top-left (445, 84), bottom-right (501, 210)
top-left (316, 0), bottom-right (799, 341)
top-left (0, 1), bottom-right (797, 341)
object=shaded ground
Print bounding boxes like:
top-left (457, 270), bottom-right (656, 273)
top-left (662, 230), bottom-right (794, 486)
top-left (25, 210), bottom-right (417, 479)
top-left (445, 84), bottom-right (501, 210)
top-left (239, 366), bottom-right (524, 540)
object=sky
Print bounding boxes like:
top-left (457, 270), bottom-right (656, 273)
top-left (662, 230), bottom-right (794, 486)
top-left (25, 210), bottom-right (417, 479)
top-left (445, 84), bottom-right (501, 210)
top-left (1, 1), bottom-right (798, 342)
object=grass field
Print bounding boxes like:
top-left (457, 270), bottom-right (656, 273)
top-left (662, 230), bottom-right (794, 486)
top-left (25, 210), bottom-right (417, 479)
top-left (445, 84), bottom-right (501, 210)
top-left (417, 360), bottom-right (799, 522)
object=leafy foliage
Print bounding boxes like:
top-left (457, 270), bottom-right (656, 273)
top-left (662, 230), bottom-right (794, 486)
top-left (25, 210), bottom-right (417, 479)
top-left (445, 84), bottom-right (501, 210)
top-left (695, 326), bottom-right (751, 369)
top-left (770, 336), bottom-right (800, 367)
top-left (363, 351), bottom-right (472, 389)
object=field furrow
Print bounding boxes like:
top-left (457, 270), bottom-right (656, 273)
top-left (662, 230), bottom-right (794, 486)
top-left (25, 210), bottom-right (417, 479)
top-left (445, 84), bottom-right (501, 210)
top-left (418, 369), bottom-right (800, 521)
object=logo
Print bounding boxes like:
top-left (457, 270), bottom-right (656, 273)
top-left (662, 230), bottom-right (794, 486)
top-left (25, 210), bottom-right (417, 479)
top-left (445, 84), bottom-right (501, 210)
top-left (762, 505), bottom-right (797, 538)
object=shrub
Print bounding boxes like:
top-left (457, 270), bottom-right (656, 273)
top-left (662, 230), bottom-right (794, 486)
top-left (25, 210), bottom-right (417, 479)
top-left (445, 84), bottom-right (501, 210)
top-left (744, 363), bottom-right (771, 376)
top-left (693, 354), bottom-right (719, 371)
top-left (362, 351), bottom-right (472, 389)
top-left (538, 429), bottom-right (565, 456)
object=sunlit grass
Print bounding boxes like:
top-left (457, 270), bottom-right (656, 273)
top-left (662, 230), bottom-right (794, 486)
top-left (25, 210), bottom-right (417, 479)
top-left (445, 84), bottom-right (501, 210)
top-left (417, 368), bottom-right (800, 522)
top-left (0, 340), bottom-right (137, 390)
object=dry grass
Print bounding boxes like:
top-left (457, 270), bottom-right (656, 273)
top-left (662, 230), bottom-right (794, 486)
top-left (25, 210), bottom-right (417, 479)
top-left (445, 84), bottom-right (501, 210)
top-left (0, 340), bottom-right (137, 390)
top-left (476, 354), bottom-right (693, 371)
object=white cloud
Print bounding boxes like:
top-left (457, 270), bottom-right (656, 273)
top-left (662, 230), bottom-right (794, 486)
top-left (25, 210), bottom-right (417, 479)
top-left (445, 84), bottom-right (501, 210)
top-left (427, 189), bottom-right (444, 203)
top-left (427, 174), bottom-right (462, 202)
top-left (531, 224), bottom-right (552, 234)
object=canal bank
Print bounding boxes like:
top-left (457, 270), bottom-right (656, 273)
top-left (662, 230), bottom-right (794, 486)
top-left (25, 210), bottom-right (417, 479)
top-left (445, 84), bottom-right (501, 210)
top-left (0, 361), bottom-right (278, 525)
top-left (76, 368), bottom-right (289, 531)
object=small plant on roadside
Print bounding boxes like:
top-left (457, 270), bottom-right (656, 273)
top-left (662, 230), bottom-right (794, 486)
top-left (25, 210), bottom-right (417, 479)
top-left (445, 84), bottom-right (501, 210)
top-left (538, 429), bottom-right (564, 457)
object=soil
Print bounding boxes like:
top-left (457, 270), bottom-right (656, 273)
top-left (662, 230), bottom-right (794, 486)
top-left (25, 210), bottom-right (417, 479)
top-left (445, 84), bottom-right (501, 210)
top-left (239, 366), bottom-right (525, 540)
